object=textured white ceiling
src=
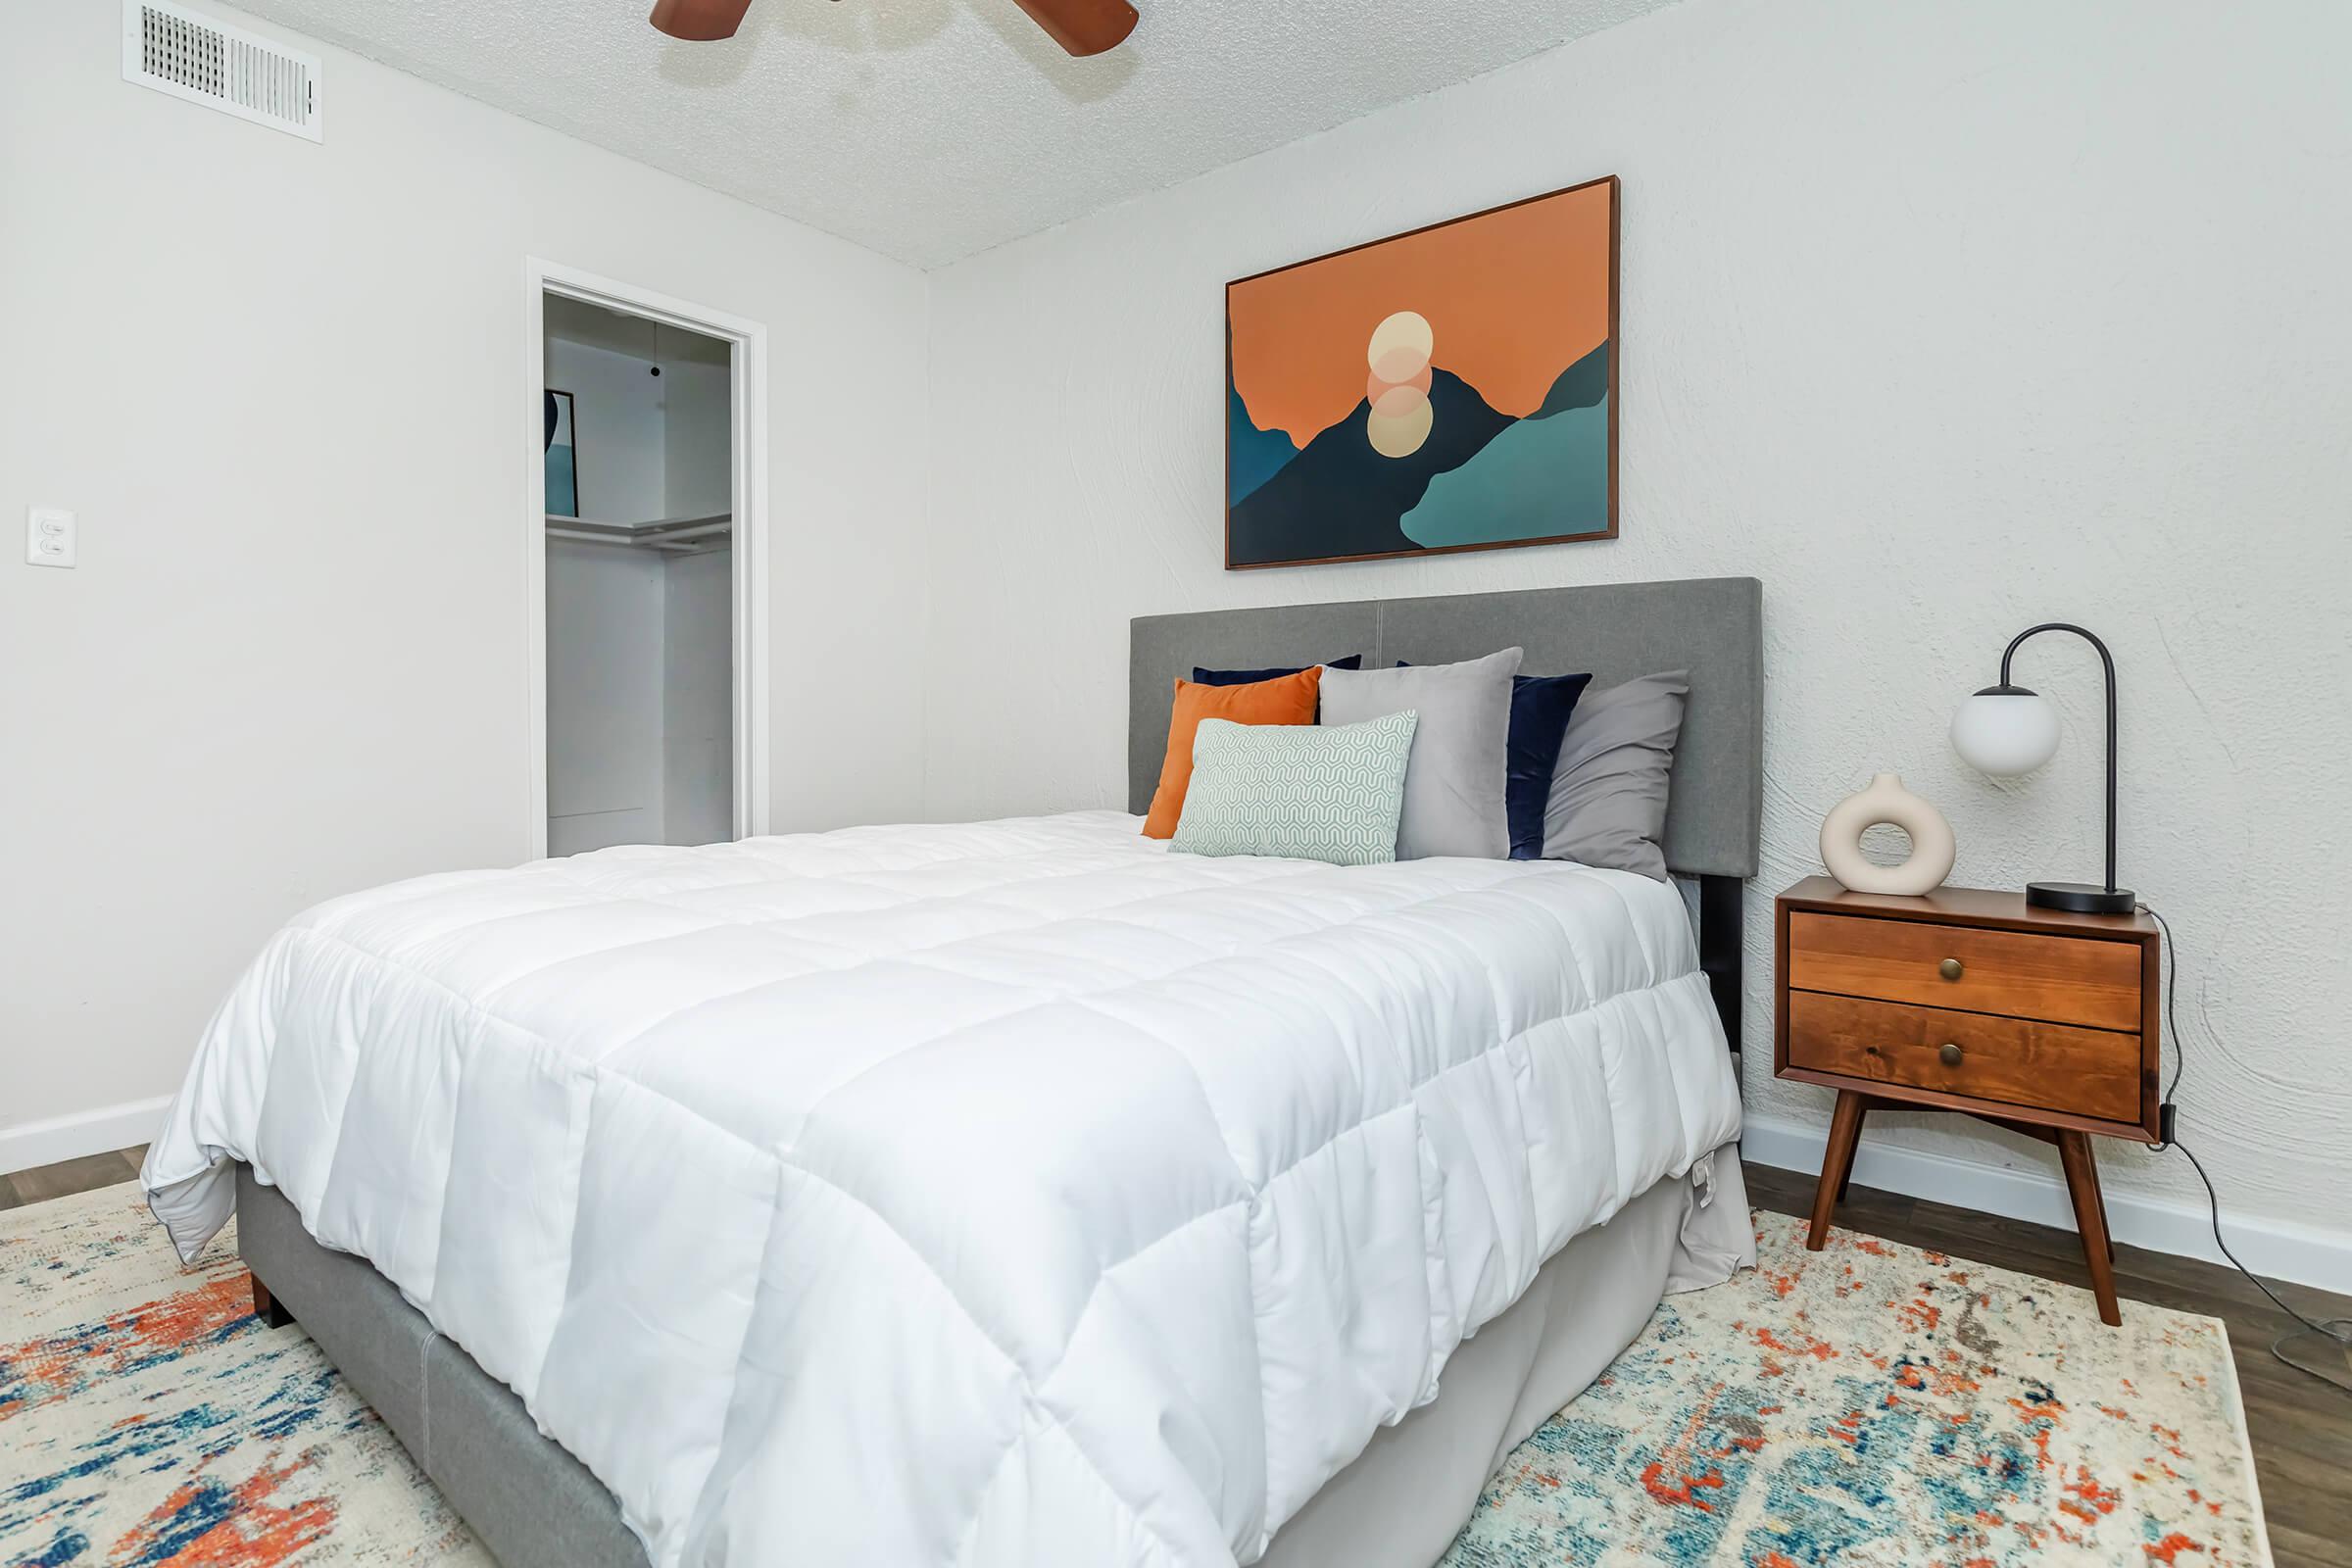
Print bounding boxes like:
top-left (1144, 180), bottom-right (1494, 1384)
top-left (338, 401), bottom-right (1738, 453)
top-left (231, 0), bottom-right (1679, 268)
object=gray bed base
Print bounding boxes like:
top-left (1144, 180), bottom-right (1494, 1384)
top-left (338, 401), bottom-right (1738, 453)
top-left (235, 1164), bottom-right (627, 1567)
top-left (238, 1153), bottom-right (1752, 1568)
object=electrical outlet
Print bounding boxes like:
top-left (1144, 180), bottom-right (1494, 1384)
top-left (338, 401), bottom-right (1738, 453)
top-left (25, 506), bottom-right (76, 568)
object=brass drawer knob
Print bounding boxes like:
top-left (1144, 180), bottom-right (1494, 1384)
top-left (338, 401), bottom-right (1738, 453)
top-left (1937, 956), bottom-right (1964, 981)
top-left (1938, 1042), bottom-right (1964, 1067)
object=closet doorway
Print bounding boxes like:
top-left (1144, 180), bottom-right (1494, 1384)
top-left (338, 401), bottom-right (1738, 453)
top-left (523, 262), bottom-right (768, 858)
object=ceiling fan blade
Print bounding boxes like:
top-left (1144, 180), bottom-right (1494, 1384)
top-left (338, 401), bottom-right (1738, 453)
top-left (648, 0), bottom-right (754, 42)
top-left (1010, 0), bottom-right (1139, 57)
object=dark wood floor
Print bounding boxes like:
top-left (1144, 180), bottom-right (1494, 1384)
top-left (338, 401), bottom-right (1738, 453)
top-left (8, 1150), bottom-right (2347, 1562)
top-left (0, 1146), bottom-right (146, 1207)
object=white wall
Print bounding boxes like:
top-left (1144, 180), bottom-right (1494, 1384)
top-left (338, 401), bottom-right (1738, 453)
top-left (546, 539), bottom-right (667, 855)
top-left (662, 359), bottom-right (734, 523)
top-left (659, 355), bottom-right (736, 847)
top-left (922, 0), bottom-right (2352, 1271)
top-left (0, 1), bottom-right (928, 1152)
top-left (663, 548), bottom-right (736, 847)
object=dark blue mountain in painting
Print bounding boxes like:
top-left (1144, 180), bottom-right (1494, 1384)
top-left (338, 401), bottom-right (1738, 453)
top-left (1530, 340), bottom-right (1610, 420)
top-left (1227, 368), bottom-right (1512, 567)
top-left (1228, 384), bottom-right (1300, 507)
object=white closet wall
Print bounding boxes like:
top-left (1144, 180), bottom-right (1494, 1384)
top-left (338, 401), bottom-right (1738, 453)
top-left (546, 337), bottom-right (668, 854)
top-left (545, 329), bottom-right (733, 856)
top-left (662, 357), bottom-right (736, 848)
top-left (663, 359), bottom-right (732, 518)
top-left (663, 550), bottom-right (735, 846)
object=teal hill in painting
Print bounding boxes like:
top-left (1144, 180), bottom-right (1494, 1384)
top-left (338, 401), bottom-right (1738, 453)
top-left (1401, 341), bottom-right (1610, 550)
top-left (1401, 398), bottom-right (1608, 550)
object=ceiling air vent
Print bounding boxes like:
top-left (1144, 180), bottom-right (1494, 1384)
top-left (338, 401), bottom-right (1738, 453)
top-left (122, 0), bottom-right (322, 143)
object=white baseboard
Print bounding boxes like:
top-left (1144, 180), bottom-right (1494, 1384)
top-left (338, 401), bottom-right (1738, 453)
top-left (0, 1097), bottom-right (170, 1178)
top-left (1740, 1109), bottom-right (2352, 1297)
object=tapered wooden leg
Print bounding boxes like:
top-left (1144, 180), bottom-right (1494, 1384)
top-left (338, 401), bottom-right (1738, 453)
top-left (2057, 1132), bottom-right (2121, 1326)
top-left (1836, 1101), bottom-right (1872, 1201)
top-left (251, 1271), bottom-right (294, 1329)
top-left (1807, 1091), bottom-right (1867, 1250)
top-left (2091, 1170), bottom-right (2117, 1263)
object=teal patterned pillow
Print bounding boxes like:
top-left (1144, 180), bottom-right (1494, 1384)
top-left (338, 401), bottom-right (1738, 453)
top-left (1170, 711), bottom-right (1418, 865)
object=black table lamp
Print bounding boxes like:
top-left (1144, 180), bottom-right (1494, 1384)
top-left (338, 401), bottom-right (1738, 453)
top-left (1948, 622), bottom-right (2135, 915)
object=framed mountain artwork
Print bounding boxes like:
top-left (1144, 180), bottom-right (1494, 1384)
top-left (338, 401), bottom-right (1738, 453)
top-left (1225, 175), bottom-right (1618, 569)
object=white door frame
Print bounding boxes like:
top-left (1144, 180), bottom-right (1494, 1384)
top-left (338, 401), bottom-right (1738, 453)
top-left (522, 258), bottom-right (771, 858)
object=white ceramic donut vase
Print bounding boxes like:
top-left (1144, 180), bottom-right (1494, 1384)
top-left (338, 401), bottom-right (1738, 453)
top-left (1818, 772), bottom-right (1956, 896)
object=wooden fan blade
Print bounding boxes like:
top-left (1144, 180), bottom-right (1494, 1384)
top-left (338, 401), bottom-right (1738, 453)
top-left (1010, 0), bottom-right (1138, 57)
top-left (649, 0), bottom-right (753, 42)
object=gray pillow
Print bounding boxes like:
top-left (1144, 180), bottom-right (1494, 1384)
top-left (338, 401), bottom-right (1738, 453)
top-left (1320, 648), bottom-right (1522, 858)
top-left (1541, 670), bottom-right (1688, 879)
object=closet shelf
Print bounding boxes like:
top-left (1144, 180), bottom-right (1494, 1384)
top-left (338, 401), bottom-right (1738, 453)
top-left (546, 512), bottom-right (731, 554)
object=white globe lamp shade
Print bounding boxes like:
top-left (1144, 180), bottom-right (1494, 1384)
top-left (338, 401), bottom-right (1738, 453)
top-left (1950, 689), bottom-right (2061, 777)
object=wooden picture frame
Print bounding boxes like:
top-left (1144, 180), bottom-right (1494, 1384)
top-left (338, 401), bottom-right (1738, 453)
top-left (1225, 174), bottom-right (1619, 570)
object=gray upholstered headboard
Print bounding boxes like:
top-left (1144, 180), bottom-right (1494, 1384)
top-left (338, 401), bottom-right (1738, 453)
top-left (1128, 576), bottom-right (1764, 879)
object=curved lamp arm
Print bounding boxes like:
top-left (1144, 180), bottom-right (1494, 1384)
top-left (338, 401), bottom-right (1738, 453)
top-left (1997, 623), bottom-right (2118, 895)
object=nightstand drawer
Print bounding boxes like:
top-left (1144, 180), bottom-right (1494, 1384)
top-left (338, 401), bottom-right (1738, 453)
top-left (1787, 991), bottom-right (2141, 1122)
top-left (1788, 911), bottom-right (2139, 1031)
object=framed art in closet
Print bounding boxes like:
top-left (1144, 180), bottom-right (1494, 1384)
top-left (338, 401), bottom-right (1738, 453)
top-left (1225, 174), bottom-right (1619, 570)
top-left (544, 388), bottom-right (579, 518)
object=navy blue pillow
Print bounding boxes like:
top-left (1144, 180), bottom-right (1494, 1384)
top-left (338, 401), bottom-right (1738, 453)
top-left (1502, 671), bottom-right (1593, 858)
top-left (1397, 662), bottom-right (1592, 858)
top-left (1190, 655), bottom-right (1363, 685)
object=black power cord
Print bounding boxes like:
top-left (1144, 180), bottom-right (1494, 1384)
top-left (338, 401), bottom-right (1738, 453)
top-left (2141, 903), bottom-right (2352, 1394)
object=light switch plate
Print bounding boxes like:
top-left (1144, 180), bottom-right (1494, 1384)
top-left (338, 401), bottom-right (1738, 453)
top-left (26, 506), bottom-right (75, 567)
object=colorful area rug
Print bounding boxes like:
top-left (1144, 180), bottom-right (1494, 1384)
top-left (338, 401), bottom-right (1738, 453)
top-left (1444, 1211), bottom-right (2270, 1567)
top-left (1, 1183), bottom-right (486, 1567)
top-left (3, 1188), bottom-right (2266, 1566)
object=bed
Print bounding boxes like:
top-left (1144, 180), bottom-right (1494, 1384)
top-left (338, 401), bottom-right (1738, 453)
top-left (145, 575), bottom-right (1764, 1568)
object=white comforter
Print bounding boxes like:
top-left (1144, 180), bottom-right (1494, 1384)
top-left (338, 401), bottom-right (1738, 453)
top-left (146, 811), bottom-right (1742, 1568)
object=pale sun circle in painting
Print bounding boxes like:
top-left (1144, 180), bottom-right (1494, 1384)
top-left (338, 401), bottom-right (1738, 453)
top-left (1364, 310), bottom-right (1435, 459)
top-left (1366, 394), bottom-right (1435, 459)
top-left (1366, 311), bottom-right (1434, 380)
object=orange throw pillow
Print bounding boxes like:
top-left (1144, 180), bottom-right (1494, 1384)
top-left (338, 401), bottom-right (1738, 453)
top-left (1142, 666), bottom-right (1323, 839)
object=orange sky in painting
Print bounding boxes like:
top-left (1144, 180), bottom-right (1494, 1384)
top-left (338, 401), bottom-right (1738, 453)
top-left (1229, 181), bottom-right (1613, 448)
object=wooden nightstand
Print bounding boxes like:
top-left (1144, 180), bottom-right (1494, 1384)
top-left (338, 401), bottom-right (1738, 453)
top-left (1773, 876), bottom-right (2161, 1326)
